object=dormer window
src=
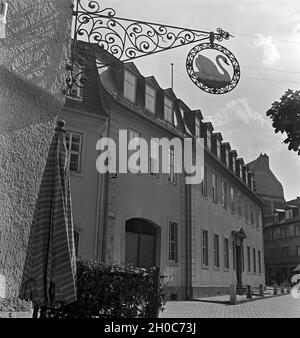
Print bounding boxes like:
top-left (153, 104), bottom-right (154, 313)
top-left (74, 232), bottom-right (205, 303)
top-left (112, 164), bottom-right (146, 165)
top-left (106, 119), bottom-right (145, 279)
top-left (145, 84), bottom-right (156, 113)
top-left (217, 140), bottom-right (221, 159)
top-left (124, 70), bottom-right (136, 102)
top-left (225, 149), bottom-right (229, 167)
top-left (164, 96), bottom-right (173, 123)
top-left (195, 117), bottom-right (201, 138)
top-left (245, 169), bottom-right (248, 185)
top-left (207, 129), bottom-right (212, 150)
top-left (232, 156), bottom-right (236, 173)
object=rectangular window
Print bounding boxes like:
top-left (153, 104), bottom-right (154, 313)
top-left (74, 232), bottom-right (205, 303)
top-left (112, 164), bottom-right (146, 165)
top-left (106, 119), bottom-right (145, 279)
top-left (245, 197), bottom-right (249, 222)
top-left (295, 225), bottom-right (300, 236)
top-left (128, 129), bottom-right (141, 172)
top-left (250, 203), bottom-right (254, 226)
top-left (247, 246), bottom-right (251, 272)
top-left (232, 156), bottom-right (236, 173)
top-left (207, 129), bottom-right (212, 150)
top-left (124, 70), bottom-right (136, 102)
top-left (65, 131), bottom-right (83, 173)
top-left (253, 248), bottom-right (256, 273)
top-left (167, 147), bottom-right (176, 184)
top-left (201, 166), bottom-right (208, 197)
top-left (214, 234), bottom-right (220, 268)
top-left (230, 186), bottom-right (235, 213)
top-left (217, 140), bottom-right (221, 159)
top-left (212, 172), bottom-right (218, 203)
top-left (149, 139), bottom-right (159, 178)
top-left (255, 206), bottom-right (260, 228)
top-left (224, 238), bottom-right (229, 269)
top-left (169, 222), bottom-right (178, 263)
top-left (221, 180), bottom-right (227, 208)
top-left (195, 117), bottom-right (201, 138)
top-left (225, 149), bottom-right (229, 167)
top-left (258, 250), bottom-right (262, 273)
top-left (164, 96), bottom-right (173, 123)
top-left (202, 230), bottom-right (209, 266)
top-left (145, 84), bottom-right (156, 113)
top-left (297, 246), bottom-right (300, 257)
top-left (237, 190), bottom-right (242, 216)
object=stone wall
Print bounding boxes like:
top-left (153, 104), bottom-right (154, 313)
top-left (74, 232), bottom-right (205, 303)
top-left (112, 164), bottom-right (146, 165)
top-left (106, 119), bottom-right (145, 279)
top-left (0, 0), bottom-right (72, 302)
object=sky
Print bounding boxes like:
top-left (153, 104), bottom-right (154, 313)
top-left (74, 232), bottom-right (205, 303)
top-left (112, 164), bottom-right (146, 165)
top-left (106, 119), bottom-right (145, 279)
top-left (92, 0), bottom-right (300, 200)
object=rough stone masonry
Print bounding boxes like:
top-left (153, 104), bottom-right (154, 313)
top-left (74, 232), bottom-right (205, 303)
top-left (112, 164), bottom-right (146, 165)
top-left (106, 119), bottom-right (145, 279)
top-left (0, 0), bottom-right (73, 309)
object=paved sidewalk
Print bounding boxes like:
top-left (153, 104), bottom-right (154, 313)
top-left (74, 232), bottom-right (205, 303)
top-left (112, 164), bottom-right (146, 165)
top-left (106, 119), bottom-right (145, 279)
top-left (159, 294), bottom-right (300, 318)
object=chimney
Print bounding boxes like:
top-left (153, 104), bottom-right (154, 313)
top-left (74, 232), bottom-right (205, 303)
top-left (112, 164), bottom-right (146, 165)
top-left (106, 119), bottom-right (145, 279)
top-left (258, 153), bottom-right (269, 168)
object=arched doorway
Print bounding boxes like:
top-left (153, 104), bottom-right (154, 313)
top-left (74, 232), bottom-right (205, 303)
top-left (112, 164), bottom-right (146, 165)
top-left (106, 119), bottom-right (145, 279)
top-left (125, 218), bottom-right (159, 269)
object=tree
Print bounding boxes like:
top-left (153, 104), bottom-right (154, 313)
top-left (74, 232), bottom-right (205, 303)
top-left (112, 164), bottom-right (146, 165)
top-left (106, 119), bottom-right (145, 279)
top-left (266, 89), bottom-right (300, 155)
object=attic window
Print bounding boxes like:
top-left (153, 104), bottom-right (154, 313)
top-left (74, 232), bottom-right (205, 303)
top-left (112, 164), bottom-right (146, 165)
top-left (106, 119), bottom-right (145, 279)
top-left (195, 117), bottom-right (201, 138)
top-left (145, 84), bottom-right (156, 113)
top-left (164, 96), bottom-right (173, 123)
top-left (124, 70), bottom-right (136, 103)
top-left (225, 149), bottom-right (229, 167)
top-left (207, 129), bottom-right (212, 150)
top-left (217, 139), bottom-right (221, 159)
top-left (232, 156), bottom-right (236, 173)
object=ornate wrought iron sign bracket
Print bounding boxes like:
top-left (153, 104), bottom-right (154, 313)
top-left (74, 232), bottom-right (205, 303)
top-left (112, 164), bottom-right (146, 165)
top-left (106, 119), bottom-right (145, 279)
top-left (67, 0), bottom-right (240, 96)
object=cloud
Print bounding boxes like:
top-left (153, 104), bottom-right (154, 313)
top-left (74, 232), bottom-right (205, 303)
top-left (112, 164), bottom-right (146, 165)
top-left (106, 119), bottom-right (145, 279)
top-left (205, 98), bottom-right (284, 162)
top-left (207, 98), bottom-right (268, 128)
top-left (249, 34), bottom-right (280, 66)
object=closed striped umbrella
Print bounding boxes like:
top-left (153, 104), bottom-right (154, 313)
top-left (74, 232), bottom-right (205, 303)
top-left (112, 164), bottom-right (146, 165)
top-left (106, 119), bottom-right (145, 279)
top-left (19, 120), bottom-right (77, 312)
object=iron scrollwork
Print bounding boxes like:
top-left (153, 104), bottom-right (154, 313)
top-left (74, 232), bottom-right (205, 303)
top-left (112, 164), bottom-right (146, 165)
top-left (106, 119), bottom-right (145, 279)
top-left (66, 0), bottom-right (234, 96)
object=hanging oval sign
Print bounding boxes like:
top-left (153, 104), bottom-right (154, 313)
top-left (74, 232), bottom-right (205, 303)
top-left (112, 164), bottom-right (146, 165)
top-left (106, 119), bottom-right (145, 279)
top-left (186, 43), bottom-right (240, 94)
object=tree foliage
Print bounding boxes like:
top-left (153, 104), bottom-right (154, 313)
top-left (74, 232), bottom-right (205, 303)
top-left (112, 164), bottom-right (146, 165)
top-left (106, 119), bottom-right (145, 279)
top-left (266, 89), bottom-right (300, 155)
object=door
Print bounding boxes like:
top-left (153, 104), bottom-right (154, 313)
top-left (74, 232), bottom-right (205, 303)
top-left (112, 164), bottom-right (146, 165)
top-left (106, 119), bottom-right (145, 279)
top-left (236, 245), bottom-right (242, 285)
top-left (125, 218), bottom-right (157, 269)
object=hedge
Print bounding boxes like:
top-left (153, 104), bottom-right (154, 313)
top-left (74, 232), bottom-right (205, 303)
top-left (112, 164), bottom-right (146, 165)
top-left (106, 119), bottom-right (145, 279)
top-left (46, 260), bottom-right (166, 318)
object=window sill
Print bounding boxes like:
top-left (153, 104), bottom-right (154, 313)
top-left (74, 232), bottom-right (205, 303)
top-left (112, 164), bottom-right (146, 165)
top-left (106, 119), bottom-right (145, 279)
top-left (201, 265), bottom-right (209, 270)
top-left (167, 261), bottom-right (180, 267)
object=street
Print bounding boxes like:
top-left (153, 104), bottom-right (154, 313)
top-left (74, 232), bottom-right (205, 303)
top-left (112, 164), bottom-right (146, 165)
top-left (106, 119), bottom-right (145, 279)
top-left (159, 294), bottom-right (300, 318)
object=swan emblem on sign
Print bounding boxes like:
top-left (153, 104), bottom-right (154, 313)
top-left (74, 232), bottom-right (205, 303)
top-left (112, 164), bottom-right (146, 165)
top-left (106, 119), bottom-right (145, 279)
top-left (195, 54), bottom-right (231, 89)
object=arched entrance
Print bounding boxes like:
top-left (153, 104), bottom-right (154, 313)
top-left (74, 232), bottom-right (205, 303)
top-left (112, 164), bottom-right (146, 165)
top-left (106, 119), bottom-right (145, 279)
top-left (125, 218), bottom-right (160, 269)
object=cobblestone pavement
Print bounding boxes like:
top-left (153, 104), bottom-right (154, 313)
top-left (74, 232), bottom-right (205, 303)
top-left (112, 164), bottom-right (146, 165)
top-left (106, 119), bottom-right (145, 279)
top-left (159, 294), bottom-right (300, 318)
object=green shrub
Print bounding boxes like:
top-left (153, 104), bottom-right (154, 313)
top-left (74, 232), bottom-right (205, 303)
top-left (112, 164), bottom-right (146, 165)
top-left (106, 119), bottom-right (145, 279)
top-left (46, 260), bottom-right (166, 318)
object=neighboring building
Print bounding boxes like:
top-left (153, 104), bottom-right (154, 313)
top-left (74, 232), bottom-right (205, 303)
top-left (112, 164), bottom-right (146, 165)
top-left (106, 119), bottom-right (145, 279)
top-left (64, 44), bottom-right (265, 300)
top-left (263, 202), bottom-right (300, 284)
top-left (248, 154), bottom-right (300, 284)
top-left (247, 153), bottom-right (285, 216)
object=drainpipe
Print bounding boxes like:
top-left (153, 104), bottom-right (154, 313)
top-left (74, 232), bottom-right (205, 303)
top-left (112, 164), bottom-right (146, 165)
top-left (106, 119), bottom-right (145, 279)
top-left (185, 183), bottom-right (192, 300)
top-left (94, 115), bottom-right (109, 262)
top-left (99, 110), bottom-right (112, 263)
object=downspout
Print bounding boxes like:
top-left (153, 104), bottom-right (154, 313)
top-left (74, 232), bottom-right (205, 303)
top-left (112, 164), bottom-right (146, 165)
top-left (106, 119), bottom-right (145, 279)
top-left (185, 183), bottom-right (192, 300)
top-left (99, 111), bottom-right (111, 263)
top-left (94, 114), bottom-right (110, 262)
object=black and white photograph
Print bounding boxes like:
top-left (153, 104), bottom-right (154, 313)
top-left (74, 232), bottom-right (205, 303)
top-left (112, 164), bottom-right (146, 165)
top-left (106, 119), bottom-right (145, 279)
top-left (0, 0), bottom-right (300, 327)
